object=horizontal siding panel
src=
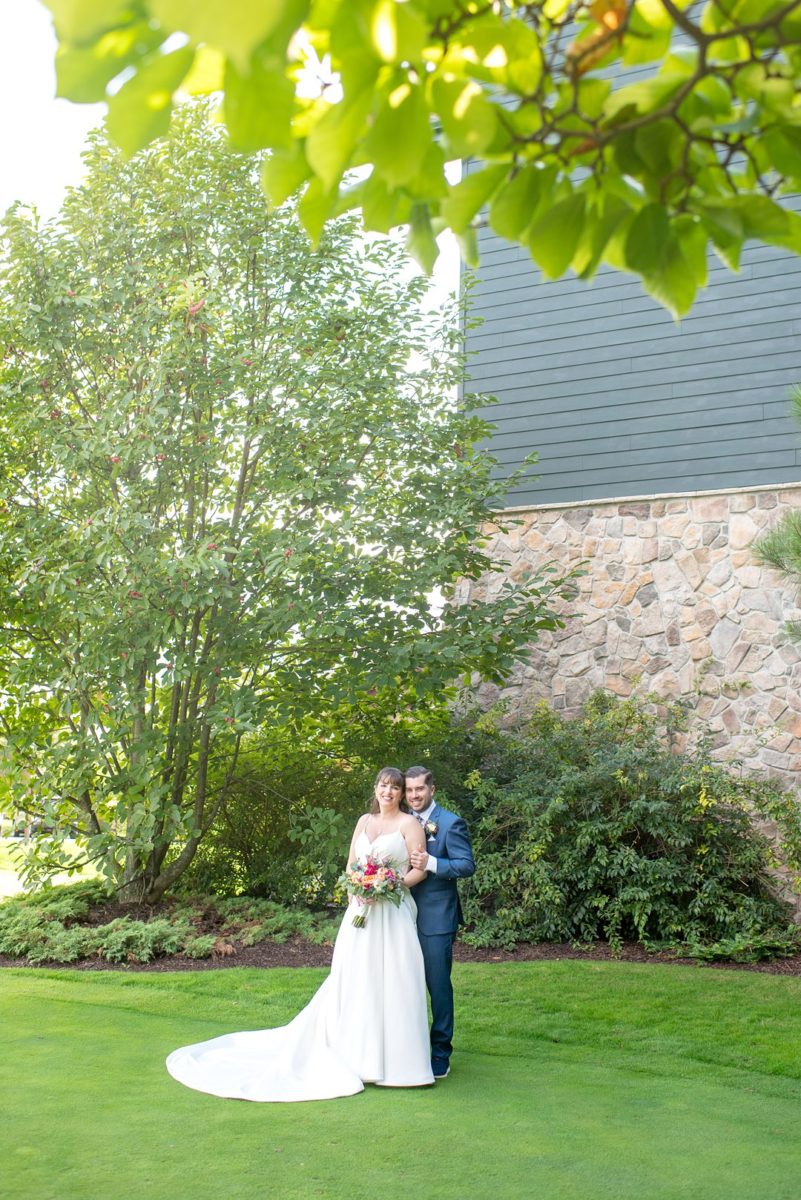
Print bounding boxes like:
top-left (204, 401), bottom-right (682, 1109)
top-left (466, 346), bottom-right (801, 391)
top-left (491, 430), bottom-right (799, 474)
top-left (501, 465), bottom-right (801, 508)
top-left (468, 314), bottom-right (796, 361)
top-left (468, 225), bottom-right (801, 504)
top-left (504, 451), bottom-right (799, 490)
top-left (488, 410), bottom-right (797, 455)
top-left (470, 285), bottom-right (801, 340)
top-left (483, 385), bottom-right (787, 427)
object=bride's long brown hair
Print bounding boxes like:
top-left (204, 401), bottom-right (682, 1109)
top-left (369, 766), bottom-right (409, 815)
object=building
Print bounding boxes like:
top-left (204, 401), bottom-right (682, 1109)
top-left (463, 226), bottom-right (801, 779)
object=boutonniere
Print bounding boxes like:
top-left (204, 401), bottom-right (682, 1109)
top-left (424, 820), bottom-right (438, 840)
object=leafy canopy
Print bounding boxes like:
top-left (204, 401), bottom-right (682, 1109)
top-left (0, 102), bottom-right (570, 902)
top-left (41, 0), bottom-right (801, 316)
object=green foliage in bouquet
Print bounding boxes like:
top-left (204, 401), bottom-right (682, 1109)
top-left (459, 693), bottom-right (800, 950)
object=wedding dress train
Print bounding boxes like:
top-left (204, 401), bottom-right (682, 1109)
top-left (166, 830), bottom-right (434, 1101)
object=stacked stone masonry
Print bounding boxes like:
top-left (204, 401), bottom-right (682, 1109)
top-left (468, 486), bottom-right (801, 781)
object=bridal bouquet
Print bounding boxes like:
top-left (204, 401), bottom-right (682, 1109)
top-left (339, 854), bottom-right (406, 928)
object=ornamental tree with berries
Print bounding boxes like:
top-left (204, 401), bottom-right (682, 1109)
top-left (0, 103), bottom-right (570, 902)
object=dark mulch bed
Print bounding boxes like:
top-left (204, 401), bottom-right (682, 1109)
top-left (3, 937), bottom-right (801, 974)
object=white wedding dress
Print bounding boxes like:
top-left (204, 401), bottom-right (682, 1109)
top-left (166, 830), bottom-right (434, 1101)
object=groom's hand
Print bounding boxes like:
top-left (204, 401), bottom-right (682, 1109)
top-left (410, 848), bottom-right (428, 871)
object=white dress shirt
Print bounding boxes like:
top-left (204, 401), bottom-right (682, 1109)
top-left (413, 803), bottom-right (438, 874)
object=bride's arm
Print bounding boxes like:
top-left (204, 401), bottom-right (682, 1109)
top-left (346, 814), bottom-right (368, 869)
top-left (401, 817), bottom-right (428, 887)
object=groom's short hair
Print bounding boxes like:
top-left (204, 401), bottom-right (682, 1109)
top-left (405, 765), bottom-right (433, 786)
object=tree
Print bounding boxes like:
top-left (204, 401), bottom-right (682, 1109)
top-left (0, 103), bottom-right (570, 902)
top-left (41, 0), bottom-right (801, 316)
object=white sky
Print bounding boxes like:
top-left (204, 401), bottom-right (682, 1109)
top-left (0, 2), bottom-right (104, 217)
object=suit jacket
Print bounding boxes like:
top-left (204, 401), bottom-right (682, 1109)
top-left (411, 803), bottom-right (475, 936)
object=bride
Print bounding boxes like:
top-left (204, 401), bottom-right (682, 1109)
top-left (166, 767), bottom-right (435, 1100)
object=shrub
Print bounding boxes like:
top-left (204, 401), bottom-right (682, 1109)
top-left (96, 917), bottom-right (190, 963)
top-left (177, 696), bottom-right (488, 904)
top-left (183, 934), bottom-right (218, 959)
top-left (0, 886), bottom-right (338, 964)
top-left (212, 896), bottom-right (338, 945)
top-left (459, 693), bottom-right (798, 950)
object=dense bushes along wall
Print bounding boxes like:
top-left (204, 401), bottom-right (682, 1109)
top-left (459, 693), bottom-right (801, 951)
top-left (4, 693), bottom-right (801, 963)
top-left (182, 692), bottom-right (801, 953)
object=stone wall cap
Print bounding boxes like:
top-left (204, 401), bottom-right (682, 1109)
top-left (499, 480), bottom-right (801, 517)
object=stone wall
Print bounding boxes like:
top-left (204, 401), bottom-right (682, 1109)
top-left (465, 484), bottom-right (801, 780)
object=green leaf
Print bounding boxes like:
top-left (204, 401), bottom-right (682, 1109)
top-left (43, 0), bottom-right (134, 42)
top-left (489, 165), bottom-right (555, 241)
top-left (262, 144), bottom-right (311, 207)
top-left (430, 77), bottom-right (498, 157)
top-left (106, 47), bottom-right (195, 156)
top-left (363, 81), bottom-right (431, 188)
top-left (675, 217), bottom-right (708, 288)
top-left (763, 126), bottom-right (801, 181)
top-left (148, 0), bottom-right (309, 71)
top-left (407, 203), bottom-right (439, 273)
top-left (624, 203), bottom-right (671, 275)
top-left (306, 88), bottom-right (375, 191)
top-left (572, 194), bottom-right (632, 281)
top-left (623, 6), bottom-right (671, 65)
top-left (405, 141), bottom-right (448, 201)
top-left (223, 55), bottom-right (294, 152)
top-left (358, 171), bottom-right (405, 232)
top-left (527, 192), bottom-right (586, 279)
top-left (442, 164), bottom-right (507, 234)
top-left (641, 235), bottom-right (698, 319)
top-left (55, 24), bottom-right (163, 104)
top-left (369, 0), bottom-right (427, 63)
top-left (455, 226), bottom-right (479, 269)
top-left (297, 177), bottom-right (338, 243)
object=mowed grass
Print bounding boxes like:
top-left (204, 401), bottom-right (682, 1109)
top-left (3, 961), bottom-right (801, 1200)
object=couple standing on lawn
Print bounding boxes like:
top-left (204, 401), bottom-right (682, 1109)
top-left (166, 765), bottom-right (476, 1101)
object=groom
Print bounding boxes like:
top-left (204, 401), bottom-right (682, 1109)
top-left (406, 765), bottom-right (475, 1080)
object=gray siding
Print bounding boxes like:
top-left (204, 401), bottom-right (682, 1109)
top-left (467, 225), bottom-right (801, 507)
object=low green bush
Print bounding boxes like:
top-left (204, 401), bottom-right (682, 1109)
top-left (96, 917), bottom-right (190, 964)
top-left (0, 887), bottom-right (339, 964)
top-left (459, 693), bottom-right (799, 950)
top-left (212, 896), bottom-right (339, 945)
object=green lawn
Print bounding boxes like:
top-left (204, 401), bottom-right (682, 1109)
top-left (3, 961), bottom-right (801, 1200)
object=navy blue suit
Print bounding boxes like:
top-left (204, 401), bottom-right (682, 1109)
top-left (410, 803), bottom-right (475, 1066)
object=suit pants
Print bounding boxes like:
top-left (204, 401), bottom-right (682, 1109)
top-left (418, 931), bottom-right (455, 1062)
